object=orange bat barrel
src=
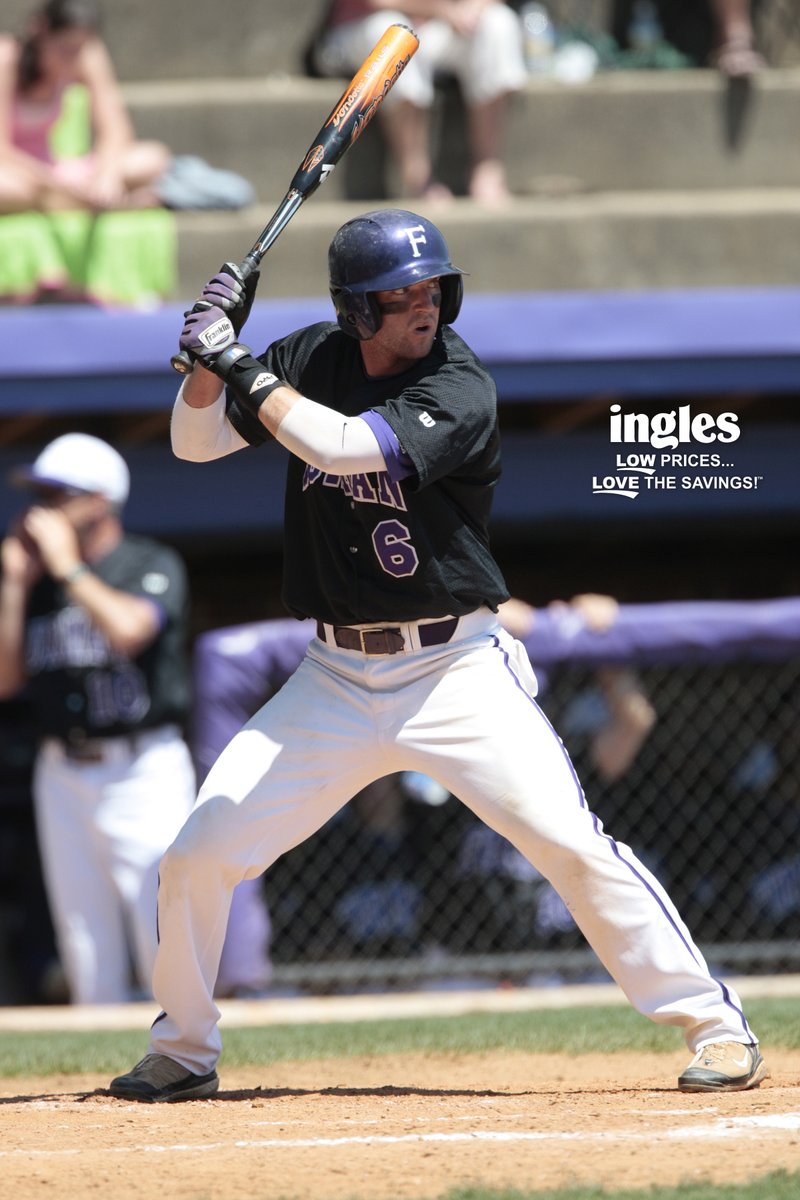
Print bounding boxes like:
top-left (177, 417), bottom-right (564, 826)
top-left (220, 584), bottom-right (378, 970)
top-left (287, 23), bottom-right (419, 201)
top-left (171, 25), bottom-right (419, 373)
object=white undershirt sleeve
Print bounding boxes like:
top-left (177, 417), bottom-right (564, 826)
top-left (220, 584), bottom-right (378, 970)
top-left (170, 382), bottom-right (248, 461)
top-left (275, 396), bottom-right (387, 474)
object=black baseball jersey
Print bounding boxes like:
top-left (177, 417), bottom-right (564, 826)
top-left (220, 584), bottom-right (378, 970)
top-left (23, 534), bottom-right (191, 742)
top-left (226, 322), bottom-right (510, 625)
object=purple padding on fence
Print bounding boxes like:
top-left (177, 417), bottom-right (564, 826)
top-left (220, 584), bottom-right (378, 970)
top-left (191, 598), bottom-right (800, 764)
top-left (521, 596), bottom-right (800, 666)
top-left (454, 288), bottom-right (800, 362)
top-left (2, 287), bottom-right (799, 381)
top-left (192, 618), bottom-right (314, 773)
top-left (0, 301), bottom-right (329, 379)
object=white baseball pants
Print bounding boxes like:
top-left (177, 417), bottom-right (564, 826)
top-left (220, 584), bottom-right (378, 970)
top-left (34, 727), bottom-right (196, 1004)
top-left (149, 609), bottom-right (756, 1073)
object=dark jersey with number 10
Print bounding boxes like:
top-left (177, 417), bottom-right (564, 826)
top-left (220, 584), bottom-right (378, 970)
top-left (226, 322), bottom-right (510, 626)
top-left (23, 535), bottom-right (191, 742)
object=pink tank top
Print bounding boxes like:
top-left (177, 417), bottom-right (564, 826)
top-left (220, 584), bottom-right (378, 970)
top-left (11, 89), bottom-right (65, 163)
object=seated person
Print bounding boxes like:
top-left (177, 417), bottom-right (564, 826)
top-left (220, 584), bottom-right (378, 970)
top-left (611, 0), bottom-right (764, 79)
top-left (311, 0), bottom-right (527, 205)
top-left (0, 0), bottom-right (170, 214)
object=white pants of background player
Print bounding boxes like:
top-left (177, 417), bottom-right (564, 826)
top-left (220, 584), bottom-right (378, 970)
top-left (316, 7), bottom-right (527, 108)
top-left (149, 609), bottom-right (757, 1073)
top-left (34, 726), bottom-right (196, 1004)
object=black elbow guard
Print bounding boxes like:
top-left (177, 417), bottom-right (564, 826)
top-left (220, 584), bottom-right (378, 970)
top-left (214, 344), bottom-right (286, 418)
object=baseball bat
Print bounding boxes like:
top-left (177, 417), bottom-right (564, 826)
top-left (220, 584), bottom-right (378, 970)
top-left (171, 22), bottom-right (420, 374)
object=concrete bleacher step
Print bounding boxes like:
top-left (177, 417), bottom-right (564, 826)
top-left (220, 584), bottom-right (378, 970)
top-left (7, 0), bottom-right (799, 83)
top-left (171, 189), bottom-right (800, 301)
top-left (3, 65), bottom-right (795, 302)
top-left (121, 70), bottom-right (800, 202)
top-left (3, 0), bottom-right (327, 83)
top-left (124, 67), bottom-right (800, 299)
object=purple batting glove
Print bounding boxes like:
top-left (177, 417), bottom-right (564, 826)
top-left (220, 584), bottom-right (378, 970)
top-left (178, 303), bottom-right (238, 368)
top-left (197, 262), bottom-right (260, 337)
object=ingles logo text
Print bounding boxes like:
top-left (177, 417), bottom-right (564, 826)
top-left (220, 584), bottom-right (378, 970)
top-left (609, 404), bottom-right (740, 451)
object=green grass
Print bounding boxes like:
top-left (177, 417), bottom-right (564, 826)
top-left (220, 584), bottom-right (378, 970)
top-left (2, 999), bottom-right (797, 1200)
top-left (435, 1175), bottom-right (800, 1200)
top-left (0, 996), bottom-right (797, 1078)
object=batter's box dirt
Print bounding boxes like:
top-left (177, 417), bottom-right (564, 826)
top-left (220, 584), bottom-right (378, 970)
top-left (1, 1051), bottom-right (799, 1200)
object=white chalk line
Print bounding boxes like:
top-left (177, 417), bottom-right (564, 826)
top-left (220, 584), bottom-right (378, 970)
top-left (2, 1112), bottom-right (799, 1160)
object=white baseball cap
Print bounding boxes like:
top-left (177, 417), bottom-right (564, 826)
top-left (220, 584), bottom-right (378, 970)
top-left (11, 434), bottom-right (130, 505)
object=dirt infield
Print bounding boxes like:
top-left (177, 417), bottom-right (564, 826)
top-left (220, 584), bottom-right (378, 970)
top-left (2, 1050), bottom-right (799, 1199)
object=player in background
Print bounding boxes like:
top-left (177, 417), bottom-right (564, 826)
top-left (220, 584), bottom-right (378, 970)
top-left (110, 209), bottom-right (766, 1100)
top-left (0, 434), bottom-right (196, 1003)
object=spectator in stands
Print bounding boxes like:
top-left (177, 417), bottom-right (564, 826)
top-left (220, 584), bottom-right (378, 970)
top-left (0, 434), bottom-right (196, 1004)
top-left (612, 0), bottom-right (764, 79)
top-left (708, 0), bottom-right (764, 78)
top-left (0, 0), bottom-right (170, 215)
top-left (310, 1), bottom-right (528, 205)
top-left (499, 592), bottom-right (657, 782)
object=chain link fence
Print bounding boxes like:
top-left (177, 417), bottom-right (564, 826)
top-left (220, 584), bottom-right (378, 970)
top-left (209, 614), bottom-right (798, 994)
top-left (1, 605), bottom-right (798, 1002)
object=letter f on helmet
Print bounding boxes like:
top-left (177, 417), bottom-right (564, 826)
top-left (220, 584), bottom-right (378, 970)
top-left (328, 208), bottom-right (465, 340)
top-left (404, 225), bottom-right (427, 258)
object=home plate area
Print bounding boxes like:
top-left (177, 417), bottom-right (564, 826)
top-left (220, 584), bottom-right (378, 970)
top-left (1, 1051), bottom-right (799, 1199)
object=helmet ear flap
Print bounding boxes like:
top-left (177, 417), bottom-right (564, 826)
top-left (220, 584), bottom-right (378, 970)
top-left (439, 274), bottom-right (463, 326)
top-left (331, 287), bottom-right (382, 341)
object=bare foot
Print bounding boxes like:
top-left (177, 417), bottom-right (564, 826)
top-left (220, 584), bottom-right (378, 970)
top-left (415, 179), bottom-right (454, 207)
top-left (714, 37), bottom-right (765, 79)
top-left (468, 160), bottom-right (512, 208)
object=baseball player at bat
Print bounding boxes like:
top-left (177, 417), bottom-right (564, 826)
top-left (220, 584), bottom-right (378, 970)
top-left (110, 209), bottom-right (767, 1101)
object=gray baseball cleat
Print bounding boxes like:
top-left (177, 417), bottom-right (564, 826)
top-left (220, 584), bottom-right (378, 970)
top-left (678, 1041), bottom-right (768, 1092)
top-left (109, 1053), bottom-right (219, 1102)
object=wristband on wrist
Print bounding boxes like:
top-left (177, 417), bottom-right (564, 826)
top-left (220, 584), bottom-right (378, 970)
top-left (60, 563), bottom-right (90, 585)
top-left (214, 344), bottom-right (286, 418)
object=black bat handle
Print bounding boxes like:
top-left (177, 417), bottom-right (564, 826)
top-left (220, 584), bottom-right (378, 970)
top-left (170, 192), bottom-right (301, 375)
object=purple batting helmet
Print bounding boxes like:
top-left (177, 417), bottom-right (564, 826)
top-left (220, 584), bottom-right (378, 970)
top-left (328, 208), bottom-right (464, 341)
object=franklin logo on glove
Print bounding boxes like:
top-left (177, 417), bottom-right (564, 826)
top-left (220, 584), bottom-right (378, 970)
top-left (198, 318), bottom-right (235, 350)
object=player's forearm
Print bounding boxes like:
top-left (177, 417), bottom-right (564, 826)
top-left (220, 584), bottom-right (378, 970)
top-left (181, 365), bottom-right (225, 408)
top-left (590, 668), bottom-right (657, 782)
top-left (265, 392), bottom-right (387, 475)
top-left (212, 348), bottom-right (387, 472)
top-left (179, 345), bottom-right (385, 471)
top-left (171, 379), bottom-right (247, 461)
top-left (60, 569), bottom-right (162, 659)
